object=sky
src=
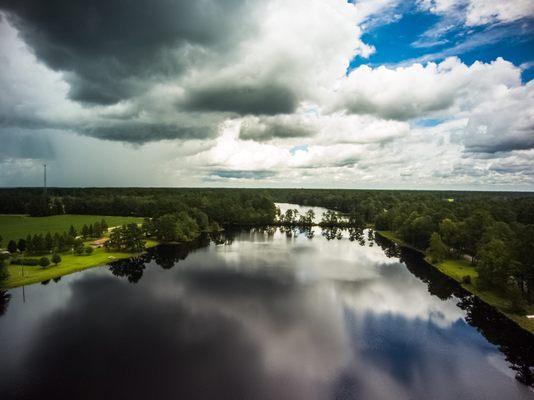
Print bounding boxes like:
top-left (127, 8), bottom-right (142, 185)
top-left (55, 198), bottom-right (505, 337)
top-left (0, 0), bottom-right (533, 190)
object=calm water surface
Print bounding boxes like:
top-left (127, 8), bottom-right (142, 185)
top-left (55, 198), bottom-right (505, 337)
top-left (0, 211), bottom-right (533, 399)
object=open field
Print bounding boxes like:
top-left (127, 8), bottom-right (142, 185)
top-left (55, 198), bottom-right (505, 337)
top-left (0, 214), bottom-right (144, 244)
top-left (377, 230), bottom-right (534, 334)
top-left (1, 239), bottom-right (158, 289)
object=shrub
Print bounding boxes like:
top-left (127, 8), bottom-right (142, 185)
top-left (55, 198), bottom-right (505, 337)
top-left (51, 254), bottom-right (62, 265)
top-left (461, 275), bottom-right (472, 285)
top-left (84, 246), bottom-right (94, 255)
top-left (10, 258), bottom-right (40, 266)
top-left (39, 257), bottom-right (50, 268)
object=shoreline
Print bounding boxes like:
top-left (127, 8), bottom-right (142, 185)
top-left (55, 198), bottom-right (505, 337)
top-left (375, 230), bottom-right (534, 335)
top-left (1, 239), bottom-right (159, 289)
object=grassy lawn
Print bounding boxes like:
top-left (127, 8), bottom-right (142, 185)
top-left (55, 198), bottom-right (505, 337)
top-left (436, 258), bottom-right (534, 333)
top-left (1, 239), bottom-right (159, 289)
top-left (377, 230), bottom-right (534, 334)
top-left (0, 214), bottom-right (144, 244)
top-left (435, 258), bottom-right (478, 282)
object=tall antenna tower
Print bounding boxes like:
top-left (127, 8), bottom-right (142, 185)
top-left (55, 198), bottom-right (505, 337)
top-left (43, 164), bottom-right (47, 195)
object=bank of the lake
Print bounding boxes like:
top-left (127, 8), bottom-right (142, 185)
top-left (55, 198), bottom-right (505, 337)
top-left (1, 239), bottom-right (159, 289)
top-left (376, 230), bottom-right (534, 334)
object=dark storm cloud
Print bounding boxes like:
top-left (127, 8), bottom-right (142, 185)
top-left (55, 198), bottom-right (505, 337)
top-left (0, 0), bottom-right (252, 104)
top-left (239, 117), bottom-right (313, 141)
top-left (0, 113), bottom-right (219, 143)
top-left (464, 125), bottom-right (534, 153)
top-left (79, 121), bottom-right (218, 143)
top-left (183, 84), bottom-right (299, 116)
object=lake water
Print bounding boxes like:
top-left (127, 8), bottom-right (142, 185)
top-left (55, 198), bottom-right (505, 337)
top-left (0, 208), bottom-right (533, 399)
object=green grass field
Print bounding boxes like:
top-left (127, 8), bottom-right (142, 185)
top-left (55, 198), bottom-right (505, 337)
top-left (0, 214), bottom-right (144, 244)
top-left (1, 239), bottom-right (158, 289)
top-left (435, 258), bottom-right (478, 282)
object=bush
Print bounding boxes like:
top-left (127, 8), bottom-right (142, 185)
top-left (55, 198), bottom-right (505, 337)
top-left (461, 275), bottom-right (472, 284)
top-left (39, 257), bottom-right (50, 268)
top-left (10, 258), bottom-right (40, 266)
top-left (51, 254), bottom-right (62, 265)
top-left (84, 246), bottom-right (94, 255)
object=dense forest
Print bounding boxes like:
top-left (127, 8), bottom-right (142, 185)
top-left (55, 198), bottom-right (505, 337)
top-left (0, 188), bottom-right (276, 225)
top-left (0, 188), bottom-right (533, 307)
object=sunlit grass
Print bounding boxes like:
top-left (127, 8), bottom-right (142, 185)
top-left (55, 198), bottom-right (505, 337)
top-left (2, 239), bottom-right (158, 289)
top-left (0, 214), bottom-right (144, 244)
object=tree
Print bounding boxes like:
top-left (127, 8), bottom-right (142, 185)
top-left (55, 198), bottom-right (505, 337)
top-left (73, 238), bottom-right (84, 255)
top-left (477, 239), bottom-right (513, 290)
top-left (52, 198), bottom-right (64, 215)
top-left (106, 223), bottom-right (145, 252)
top-left (25, 234), bottom-right (33, 254)
top-left (45, 232), bottom-right (54, 251)
top-left (68, 225), bottom-right (77, 238)
top-left (439, 218), bottom-right (463, 257)
top-left (81, 224), bottom-right (90, 238)
top-left (17, 238), bottom-right (26, 253)
top-left (32, 234), bottom-right (45, 254)
top-left (39, 256), bottom-right (50, 268)
top-left (93, 221), bottom-right (102, 237)
top-left (512, 224), bottom-right (534, 302)
top-left (101, 219), bottom-right (109, 232)
top-left (427, 233), bottom-right (448, 263)
top-left (7, 240), bottom-right (17, 254)
top-left (142, 217), bottom-right (155, 237)
top-left (0, 252), bottom-right (9, 282)
top-left (51, 253), bottom-right (62, 265)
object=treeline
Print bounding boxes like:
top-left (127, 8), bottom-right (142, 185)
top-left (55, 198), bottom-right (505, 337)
top-left (0, 188), bottom-right (276, 225)
top-left (2, 220), bottom-right (108, 256)
top-left (270, 189), bottom-right (534, 306)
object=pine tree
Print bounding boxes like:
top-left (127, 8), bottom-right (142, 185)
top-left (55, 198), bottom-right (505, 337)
top-left (69, 225), bottom-right (77, 238)
top-left (81, 224), bottom-right (89, 238)
top-left (17, 238), bottom-right (26, 253)
top-left (45, 232), bottom-right (54, 251)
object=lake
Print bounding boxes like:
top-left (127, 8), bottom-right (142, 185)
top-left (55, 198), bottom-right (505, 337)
top-left (0, 207), bottom-right (533, 399)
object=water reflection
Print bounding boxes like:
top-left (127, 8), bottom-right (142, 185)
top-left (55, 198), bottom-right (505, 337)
top-left (0, 290), bottom-right (10, 316)
top-left (0, 227), bottom-right (532, 399)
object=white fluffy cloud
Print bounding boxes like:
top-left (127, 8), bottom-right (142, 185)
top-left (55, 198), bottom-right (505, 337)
top-left (418, 0), bottom-right (534, 25)
top-left (335, 57), bottom-right (522, 120)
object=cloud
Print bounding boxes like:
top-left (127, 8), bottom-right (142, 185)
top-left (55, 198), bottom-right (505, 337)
top-left (183, 84), bottom-right (299, 116)
top-left (0, 0), bottom-right (253, 104)
top-left (0, 1), bottom-right (533, 188)
top-left (334, 57), bottom-right (522, 120)
top-left (464, 81), bottom-right (534, 153)
top-left (208, 170), bottom-right (278, 180)
top-left (418, 0), bottom-right (534, 26)
top-left (239, 116), bottom-right (314, 141)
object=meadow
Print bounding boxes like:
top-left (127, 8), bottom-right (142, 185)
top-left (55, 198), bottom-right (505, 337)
top-left (0, 214), bottom-right (143, 244)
